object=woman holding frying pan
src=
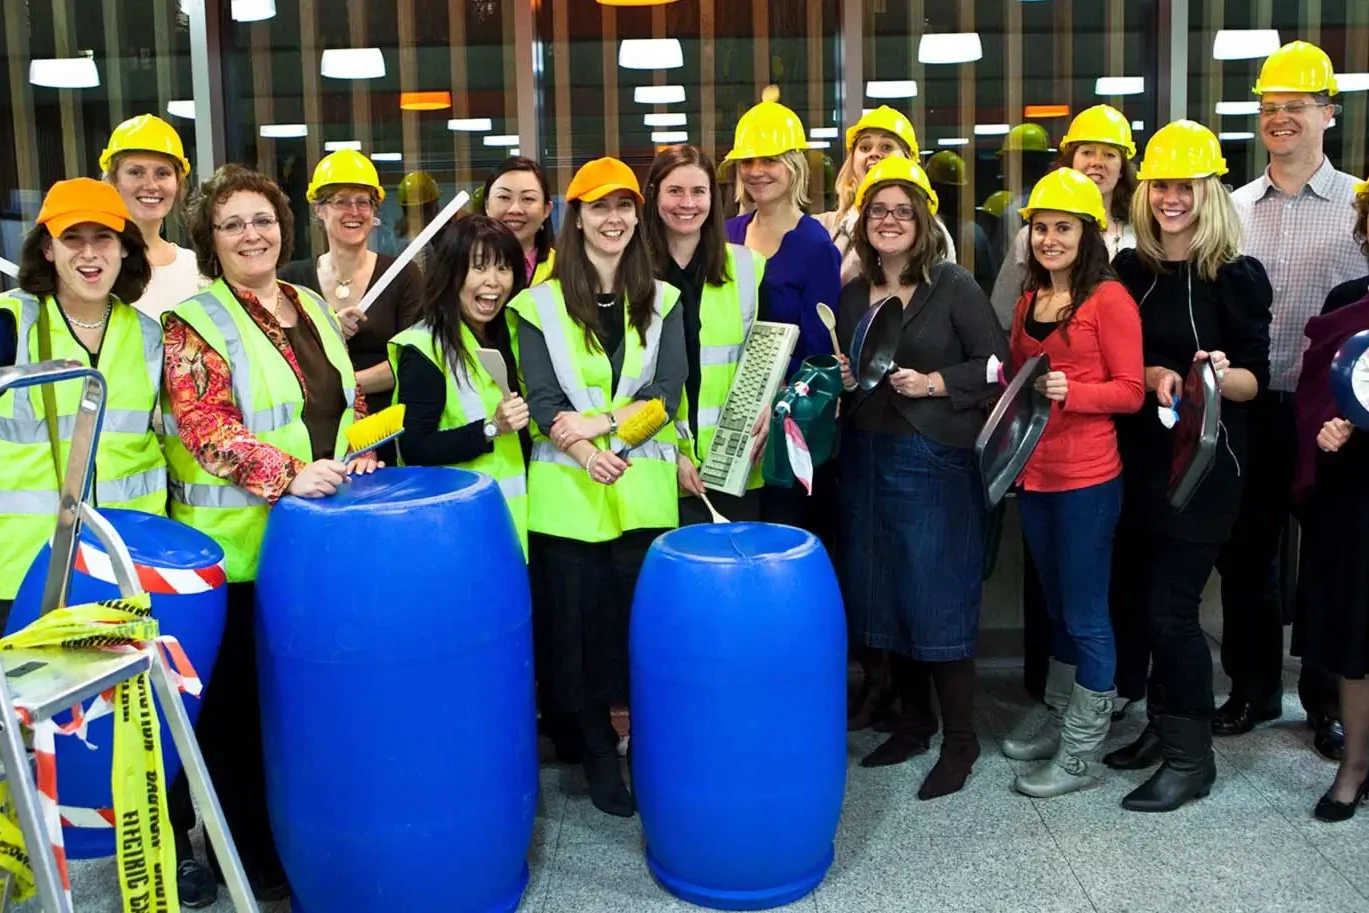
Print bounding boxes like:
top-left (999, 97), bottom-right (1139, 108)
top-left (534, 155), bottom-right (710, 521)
top-left (835, 157), bottom-right (1005, 798)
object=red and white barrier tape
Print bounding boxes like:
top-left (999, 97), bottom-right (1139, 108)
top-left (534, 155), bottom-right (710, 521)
top-left (73, 543), bottom-right (226, 595)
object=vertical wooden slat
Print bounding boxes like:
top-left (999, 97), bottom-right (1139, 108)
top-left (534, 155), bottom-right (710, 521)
top-left (1005, 0), bottom-right (1022, 140)
top-left (808, 0), bottom-right (823, 206)
top-left (958, 0), bottom-right (975, 267)
top-left (700, 0), bottom-right (717, 162)
top-left (651, 3), bottom-right (669, 157)
top-left (753, 2), bottom-right (769, 91)
top-left (153, 0), bottom-right (173, 119)
top-left (908, 0), bottom-right (925, 140)
top-left (300, 0), bottom-right (323, 169)
top-left (397, 0), bottom-right (420, 170)
top-left (553, 0), bottom-right (571, 188)
top-left (1302, 0), bottom-right (1321, 46)
top-left (601, 6), bottom-right (619, 158)
top-left (1202, 0), bottom-right (1221, 131)
top-left (51, 0), bottom-right (86, 178)
top-left (351, 0), bottom-right (373, 153)
top-left (449, 2), bottom-right (471, 188)
top-left (1347, 0), bottom-right (1368, 177)
top-left (514, 0), bottom-right (539, 159)
top-left (250, 22), bottom-right (275, 172)
top-left (1252, 0), bottom-right (1272, 176)
top-left (102, 0), bottom-right (125, 128)
top-left (1105, 0), bottom-right (1125, 79)
top-left (4, 0), bottom-right (40, 215)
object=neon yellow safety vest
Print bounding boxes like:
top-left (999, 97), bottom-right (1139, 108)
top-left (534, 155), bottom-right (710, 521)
top-left (508, 279), bottom-right (680, 542)
top-left (161, 278), bottom-right (356, 583)
top-left (387, 321), bottom-right (529, 557)
top-left (676, 244), bottom-right (766, 492)
top-left (0, 291), bottom-right (166, 599)
top-left (531, 248), bottom-right (556, 287)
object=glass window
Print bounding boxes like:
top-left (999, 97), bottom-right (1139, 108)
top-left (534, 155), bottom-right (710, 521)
top-left (1187, 1), bottom-right (1369, 187)
top-left (534, 0), bottom-right (843, 222)
top-left (221, 0), bottom-right (518, 260)
top-left (0, 2), bottom-right (196, 268)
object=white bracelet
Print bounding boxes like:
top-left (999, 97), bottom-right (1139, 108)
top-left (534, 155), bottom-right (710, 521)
top-left (584, 451), bottom-right (601, 476)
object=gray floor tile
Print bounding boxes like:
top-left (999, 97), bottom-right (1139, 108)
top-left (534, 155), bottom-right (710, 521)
top-left (815, 835), bottom-right (1091, 913)
top-left (1301, 822), bottom-right (1369, 899)
top-left (1056, 825), bottom-right (1368, 913)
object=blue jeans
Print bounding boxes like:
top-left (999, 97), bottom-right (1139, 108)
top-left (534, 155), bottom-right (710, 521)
top-left (1017, 477), bottom-right (1122, 693)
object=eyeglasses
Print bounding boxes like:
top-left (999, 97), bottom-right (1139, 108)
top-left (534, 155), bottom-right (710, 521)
top-left (325, 197), bottom-right (376, 213)
top-left (213, 215), bottom-right (279, 236)
top-left (868, 202), bottom-right (916, 222)
top-left (1258, 101), bottom-right (1333, 116)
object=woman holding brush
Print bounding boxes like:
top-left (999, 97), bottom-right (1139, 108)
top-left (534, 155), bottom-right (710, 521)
top-left (509, 157), bottom-right (686, 819)
top-left (388, 215), bottom-right (531, 553)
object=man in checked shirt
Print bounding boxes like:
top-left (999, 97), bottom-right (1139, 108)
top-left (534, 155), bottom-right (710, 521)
top-left (1214, 41), bottom-right (1364, 760)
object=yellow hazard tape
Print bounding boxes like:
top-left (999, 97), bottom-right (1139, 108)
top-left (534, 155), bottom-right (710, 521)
top-left (0, 595), bottom-right (179, 911)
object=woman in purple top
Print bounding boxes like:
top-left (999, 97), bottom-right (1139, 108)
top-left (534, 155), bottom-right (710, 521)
top-left (723, 89), bottom-right (842, 380)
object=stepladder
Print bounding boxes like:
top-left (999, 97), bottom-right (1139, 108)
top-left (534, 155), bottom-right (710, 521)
top-left (0, 359), bottom-right (261, 913)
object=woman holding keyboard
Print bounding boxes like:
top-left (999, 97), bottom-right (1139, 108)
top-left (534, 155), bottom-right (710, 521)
top-left (642, 143), bottom-right (768, 525)
top-left (509, 157), bottom-right (686, 819)
top-left (387, 215), bottom-right (531, 553)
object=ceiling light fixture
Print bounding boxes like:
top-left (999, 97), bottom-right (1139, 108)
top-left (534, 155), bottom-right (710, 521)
top-left (937, 138), bottom-right (970, 146)
top-left (1095, 76), bottom-right (1145, 95)
top-left (29, 55), bottom-right (99, 89)
top-left (644, 112), bottom-right (687, 127)
top-left (1218, 131), bottom-right (1255, 141)
top-left (917, 33), bottom-right (983, 65)
top-left (260, 123), bottom-right (307, 138)
top-left (973, 124), bottom-right (1010, 136)
top-left (370, 152), bottom-right (402, 162)
top-left (321, 48), bottom-right (385, 80)
top-left (448, 118), bottom-right (494, 131)
top-left (482, 135), bottom-right (520, 147)
top-left (651, 130), bottom-right (689, 143)
top-left (807, 140), bottom-right (831, 149)
top-left (865, 80), bottom-right (918, 99)
top-left (810, 127), bottom-right (839, 139)
top-left (324, 140), bottom-right (362, 152)
top-left (619, 39), bottom-right (683, 70)
top-left (634, 85), bottom-right (686, 104)
top-left (1215, 101), bottom-right (1261, 116)
top-left (166, 99), bottom-right (196, 120)
top-left (1212, 29), bottom-right (1280, 60)
top-left (1024, 104), bottom-right (1070, 119)
top-left (401, 91), bottom-right (452, 111)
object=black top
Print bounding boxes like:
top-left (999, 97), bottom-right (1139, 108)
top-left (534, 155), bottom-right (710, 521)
top-left (1025, 310), bottom-right (1058, 342)
top-left (517, 294), bottom-right (688, 435)
top-left (1324, 274), bottom-right (1369, 314)
top-left (278, 253), bottom-right (423, 412)
top-left (1113, 250), bottom-right (1273, 543)
top-left (595, 294), bottom-right (626, 378)
top-left (0, 308), bottom-right (14, 368)
top-left (835, 262), bottom-right (1008, 450)
top-left (394, 313), bottom-right (528, 467)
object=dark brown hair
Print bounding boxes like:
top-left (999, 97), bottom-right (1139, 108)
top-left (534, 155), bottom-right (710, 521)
top-left (852, 181), bottom-right (948, 286)
top-left (552, 195), bottom-right (656, 351)
top-left (418, 214), bottom-right (528, 380)
top-left (17, 220), bottom-right (152, 304)
top-left (1024, 214), bottom-right (1116, 339)
top-left (1056, 144), bottom-right (1138, 224)
top-left (482, 156), bottom-right (554, 265)
top-left (1354, 189), bottom-right (1369, 260)
top-left (185, 163), bottom-right (295, 279)
top-left (642, 144), bottom-right (731, 287)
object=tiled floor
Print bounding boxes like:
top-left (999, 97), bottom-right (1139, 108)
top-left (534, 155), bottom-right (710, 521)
top-left (24, 593), bottom-right (1369, 913)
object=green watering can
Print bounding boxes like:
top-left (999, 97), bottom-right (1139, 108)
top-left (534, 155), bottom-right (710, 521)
top-left (762, 355), bottom-right (844, 489)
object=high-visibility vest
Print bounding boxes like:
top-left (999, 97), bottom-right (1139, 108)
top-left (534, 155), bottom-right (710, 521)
top-left (0, 291), bottom-right (166, 599)
top-left (676, 244), bottom-right (766, 492)
top-left (388, 321), bottom-right (529, 557)
top-left (507, 278), bottom-right (680, 541)
top-left (531, 248), bottom-right (556, 287)
top-left (161, 278), bottom-right (356, 583)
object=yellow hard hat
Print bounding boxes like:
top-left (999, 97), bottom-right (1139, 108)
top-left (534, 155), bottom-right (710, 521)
top-left (979, 189), bottom-right (1014, 218)
top-left (397, 171), bottom-right (440, 207)
top-left (925, 150), bottom-right (967, 187)
top-left (854, 156), bottom-right (939, 216)
top-left (998, 123), bottom-right (1051, 156)
top-left (1136, 120), bottom-right (1228, 181)
top-left (844, 105), bottom-right (919, 157)
top-left (1253, 40), bottom-right (1339, 96)
top-left (724, 86), bottom-right (806, 162)
top-left (306, 150), bottom-right (386, 203)
top-left (1019, 167), bottom-right (1108, 230)
top-left (99, 114), bottom-right (190, 176)
top-left (1060, 105), bottom-right (1136, 159)
top-left (1355, 176), bottom-right (1368, 196)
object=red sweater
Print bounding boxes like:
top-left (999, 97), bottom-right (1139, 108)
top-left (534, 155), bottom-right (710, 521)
top-left (1009, 279), bottom-right (1145, 493)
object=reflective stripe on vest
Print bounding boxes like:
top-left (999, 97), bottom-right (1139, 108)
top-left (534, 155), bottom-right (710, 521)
top-left (499, 474), bottom-right (527, 500)
top-left (531, 438), bottom-right (677, 470)
top-left (171, 481), bottom-right (267, 510)
top-left (525, 285), bottom-right (606, 412)
top-left (697, 246), bottom-right (757, 369)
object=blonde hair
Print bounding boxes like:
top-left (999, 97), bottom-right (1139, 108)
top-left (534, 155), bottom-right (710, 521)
top-left (832, 129), bottom-right (912, 223)
top-left (734, 149), bottom-right (810, 212)
top-left (1131, 176), bottom-right (1242, 282)
top-left (103, 151), bottom-right (189, 218)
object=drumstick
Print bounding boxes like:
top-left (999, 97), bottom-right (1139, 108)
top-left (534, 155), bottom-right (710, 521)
top-left (355, 191), bottom-right (469, 314)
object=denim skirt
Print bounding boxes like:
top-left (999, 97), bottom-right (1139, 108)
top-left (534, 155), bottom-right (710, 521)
top-left (838, 428), bottom-right (986, 661)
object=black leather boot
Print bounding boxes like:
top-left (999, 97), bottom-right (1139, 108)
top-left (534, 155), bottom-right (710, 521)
top-left (1121, 715), bottom-right (1216, 812)
top-left (861, 655), bottom-right (938, 768)
top-left (1105, 688), bottom-right (1164, 770)
top-left (578, 706), bottom-right (635, 817)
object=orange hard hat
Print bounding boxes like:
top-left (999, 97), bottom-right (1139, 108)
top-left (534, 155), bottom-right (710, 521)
top-left (566, 157), bottom-right (643, 204)
top-left (37, 178), bottom-right (131, 236)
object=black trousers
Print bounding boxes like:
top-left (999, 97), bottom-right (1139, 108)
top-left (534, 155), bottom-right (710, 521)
top-left (1112, 526), bottom-right (1220, 718)
top-left (679, 488), bottom-right (762, 527)
top-left (167, 582), bottom-right (284, 885)
top-left (1214, 391), bottom-right (1337, 718)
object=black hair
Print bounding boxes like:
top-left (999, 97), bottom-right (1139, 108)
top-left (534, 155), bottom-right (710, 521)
top-left (482, 156), bottom-right (554, 265)
top-left (1024, 216), bottom-right (1116, 340)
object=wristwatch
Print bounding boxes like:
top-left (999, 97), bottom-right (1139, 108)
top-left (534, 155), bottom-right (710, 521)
top-left (925, 378), bottom-right (938, 397)
top-left (483, 420), bottom-right (498, 442)
top-left (606, 413), bottom-right (619, 436)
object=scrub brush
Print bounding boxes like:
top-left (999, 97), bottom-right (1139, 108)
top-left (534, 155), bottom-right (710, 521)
top-left (613, 398), bottom-right (669, 458)
top-left (344, 403), bottom-right (406, 462)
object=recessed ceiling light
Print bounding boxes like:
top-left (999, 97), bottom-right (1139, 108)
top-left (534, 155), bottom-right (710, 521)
top-left (807, 140), bottom-right (831, 149)
top-left (651, 130), bottom-right (688, 143)
top-left (370, 152), bottom-right (402, 162)
top-left (1216, 101), bottom-right (1261, 116)
top-left (865, 80), bottom-right (918, 99)
top-left (231, 0), bottom-right (276, 20)
top-left (325, 140), bottom-right (362, 152)
top-left (810, 127), bottom-right (839, 139)
top-left (321, 48), bottom-right (385, 80)
top-left (938, 137), bottom-right (970, 146)
top-left (167, 99), bottom-right (196, 120)
top-left (510, 148), bottom-right (522, 157)
top-left (1095, 77), bottom-right (1144, 96)
top-left (448, 118), bottom-right (493, 132)
top-left (973, 124), bottom-right (1010, 136)
top-left (29, 56), bottom-right (99, 89)
top-left (1131, 120), bottom-right (1144, 131)
top-left (1338, 73), bottom-right (1369, 92)
top-left (619, 39), bottom-right (683, 70)
top-left (644, 112), bottom-right (687, 127)
top-left (1218, 131), bottom-right (1255, 141)
top-left (482, 134), bottom-right (520, 147)
top-left (634, 85), bottom-right (686, 104)
top-left (1212, 29), bottom-right (1280, 61)
top-left (918, 33), bottom-right (983, 65)
top-left (260, 123), bottom-right (307, 138)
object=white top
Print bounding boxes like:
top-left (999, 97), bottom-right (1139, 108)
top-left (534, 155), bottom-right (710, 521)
top-left (132, 245), bottom-right (202, 320)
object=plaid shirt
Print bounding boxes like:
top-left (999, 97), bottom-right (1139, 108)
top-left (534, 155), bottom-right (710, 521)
top-left (1232, 157), bottom-right (1364, 391)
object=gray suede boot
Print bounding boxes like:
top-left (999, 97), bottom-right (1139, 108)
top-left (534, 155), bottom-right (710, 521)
top-left (1014, 683), bottom-right (1116, 798)
top-left (1001, 659), bottom-right (1075, 761)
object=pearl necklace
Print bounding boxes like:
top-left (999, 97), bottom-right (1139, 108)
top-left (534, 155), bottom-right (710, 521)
top-left (65, 301), bottom-right (112, 330)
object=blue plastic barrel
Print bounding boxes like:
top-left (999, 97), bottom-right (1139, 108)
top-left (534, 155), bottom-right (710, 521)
top-left (9, 509), bottom-right (228, 859)
top-left (256, 468), bottom-right (536, 913)
top-left (630, 523), bottom-right (847, 910)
